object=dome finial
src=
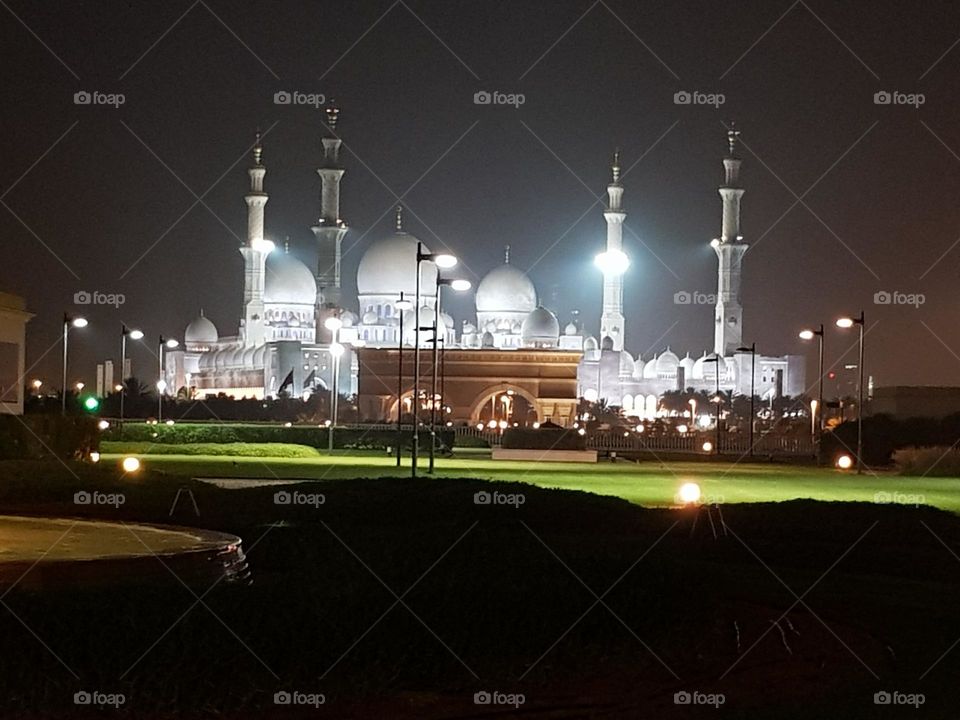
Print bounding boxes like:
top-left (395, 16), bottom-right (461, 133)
top-left (612, 149), bottom-right (621, 183)
top-left (253, 129), bottom-right (263, 165)
top-left (504, 244), bottom-right (510, 264)
top-left (284, 236), bottom-right (290, 254)
top-left (325, 103), bottom-right (340, 133)
top-left (727, 122), bottom-right (740, 156)
top-left (395, 205), bottom-right (404, 232)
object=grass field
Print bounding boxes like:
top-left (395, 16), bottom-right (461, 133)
top-left (100, 443), bottom-right (960, 512)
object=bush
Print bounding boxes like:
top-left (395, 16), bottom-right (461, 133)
top-left (502, 428), bottom-right (586, 451)
top-left (894, 446), bottom-right (960, 477)
top-left (823, 413), bottom-right (960, 467)
top-left (0, 414), bottom-right (98, 460)
top-left (100, 442), bottom-right (322, 458)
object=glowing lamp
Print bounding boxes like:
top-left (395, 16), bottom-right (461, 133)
top-left (710, 239), bottom-right (720, 249)
top-left (594, 249), bottom-right (629, 275)
top-left (433, 254), bottom-right (458, 269)
top-left (678, 482), bottom-right (702, 504)
top-left (836, 317), bottom-right (855, 329)
top-left (97, 420), bottom-right (110, 430)
top-left (836, 454), bottom-right (853, 470)
top-left (476, 423), bottom-right (484, 430)
top-left (329, 342), bottom-right (345, 358)
top-left (450, 279), bottom-right (472, 292)
top-left (677, 424), bottom-right (688, 434)
top-left (121, 456), bottom-right (141, 473)
top-left (71, 317), bottom-right (88, 328)
top-left (89, 451), bottom-right (100, 463)
top-left (165, 419), bottom-right (175, 426)
top-left (798, 329), bottom-right (815, 340)
top-left (532, 422), bottom-right (540, 429)
top-left (251, 238), bottom-right (275, 253)
top-left (128, 329), bottom-right (144, 340)
top-left (324, 317), bottom-right (343, 331)
top-left (577, 427), bottom-right (586, 436)
top-left (396, 298), bottom-right (413, 311)
top-left (165, 338), bottom-right (180, 349)
top-left (702, 441), bottom-right (713, 452)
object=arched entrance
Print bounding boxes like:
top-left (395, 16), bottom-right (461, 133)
top-left (468, 384), bottom-right (544, 426)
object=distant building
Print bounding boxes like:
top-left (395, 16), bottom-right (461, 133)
top-left (869, 386), bottom-right (960, 419)
top-left (0, 292), bottom-right (33, 415)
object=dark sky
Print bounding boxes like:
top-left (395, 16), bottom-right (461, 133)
top-left (3, 0), bottom-right (959, 392)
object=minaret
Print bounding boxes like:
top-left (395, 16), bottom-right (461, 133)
top-left (312, 104), bottom-right (349, 341)
top-left (600, 150), bottom-right (627, 351)
top-left (239, 131), bottom-right (269, 347)
top-left (712, 125), bottom-right (749, 356)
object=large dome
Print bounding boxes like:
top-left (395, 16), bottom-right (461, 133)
top-left (264, 251), bottom-right (317, 305)
top-left (476, 263), bottom-right (536, 314)
top-left (357, 232), bottom-right (437, 298)
top-left (185, 312), bottom-right (218, 344)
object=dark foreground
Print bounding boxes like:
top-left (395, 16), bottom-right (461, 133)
top-left (0, 461), bottom-right (957, 718)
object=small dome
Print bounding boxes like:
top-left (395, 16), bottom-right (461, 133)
top-left (462, 321), bottom-right (477, 334)
top-left (643, 356), bottom-right (658, 379)
top-left (185, 312), bottom-right (218, 344)
top-left (680, 353), bottom-right (696, 376)
top-left (655, 349), bottom-right (680, 378)
top-left (619, 351), bottom-right (636, 377)
top-left (520, 305), bottom-right (559, 347)
top-left (361, 311), bottom-right (378, 325)
top-left (564, 322), bottom-right (578, 336)
top-left (357, 231), bottom-right (438, 298)
top-left (264, 251), bottom-right (317, 305)
top-left (476, 263), bottom-right (537, 315)
top-left (340, 311), bottom-right (358, 327)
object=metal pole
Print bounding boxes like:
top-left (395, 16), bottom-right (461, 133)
top-left (396, 292), bottom-right (404, 467)
top-left (816, 325), bottom-right (824, 460)
top-left (158, 336), bottom-right (164, 423)
top-left (428, 279), bottom-right (441, 473)
top-left (412, 244), bottom-right (422, 478)
top-left (328, 328), bottom-right (339, 453)
top-left (120, 329), bottom-right (127, 436)
top-left (749, 344), bottom-right (755, 458)
top-left (440, 335), bottom-right (446, 430)
top-left (857, 313), bottom-right (864, 474)
top-left (61, 316), bottom-right (69, 415)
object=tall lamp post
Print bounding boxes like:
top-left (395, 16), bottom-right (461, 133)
top-left (428, 276), bottom-right (471, 472)
top-left (706, 354), bottom-right (722, 454)
top-left (736, 343), bottom-right (756, 458)
top-left (325, 316), bottom-right (344, 452)
top-left (836, 312), bottom-right (865, 474)
top-left (157, 336), bottom-right (179, 422)
top-left (799, 324), bottom-right (825, 460)
top-left (61, 314), bottom-right (88, 414)
top-left (120, 325), bottom-right (144, 431)
top-left (395, 292), bottom-right (412, 466)
top-left (412, 241), bottom-right (457, 478)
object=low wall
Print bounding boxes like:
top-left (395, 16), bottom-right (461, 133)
top-left (491, 448), bottom-right (598, 463)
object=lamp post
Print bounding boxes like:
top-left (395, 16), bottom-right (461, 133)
top-left (799, 325), bottom-right (825, 460)
top-left (325, 316), bottom-right (343, 452)
top-left (157, 336), bottom-right (178, 422)
top-left (428, 276), bottom-right (471, 473)
top-left (412, 241), bottom-right (457, 477)
top-left (836, 312), bottom-right (865, 474)
top-left (61, 314), bottom-right (88, 414)
top-left (736, 343), bottom-right (756, 458)
top-left (120, 325), bottom-right (144, 432)
top-left (706, 354), bottom-right (721, 454)
top-left (395, 292), bottom-right (412, 467)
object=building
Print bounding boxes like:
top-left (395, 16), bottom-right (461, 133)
top-left (164, 109), bottom-right (803, 425)
top-left (0, 292), bottom-right (33, 415)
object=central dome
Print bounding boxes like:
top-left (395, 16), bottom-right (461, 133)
top-left (476, 263), bottom-right (537, 314)
top-left (357, 232), bottom-right (438, 298)
top-left (185, 312), bottom-right (218, 344)
top-left (264, 251), bottom-right (317, 305)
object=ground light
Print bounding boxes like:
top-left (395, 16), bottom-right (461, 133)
top-left (702, 441), bottom-right (713, 453)
top-left (97, 420), bottom-right (109, 430)
top-left (121, 456), bottom-right (141, 473)
top-left (89, 452), bottom-right (100, 463)
top-left (678, 482), bottom-right (702, 504)
top-left (836, 454), bottom-right (854, 470)
top-left (82, 396), bottom-right (100, 412)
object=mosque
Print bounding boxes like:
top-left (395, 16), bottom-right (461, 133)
top-left (163, 107), bottom-right (803, 425)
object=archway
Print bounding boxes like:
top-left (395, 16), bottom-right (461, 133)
top-left (468, 383), bottom-right (544, 426)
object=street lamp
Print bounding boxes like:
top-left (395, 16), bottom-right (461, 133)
top-left (395, 292), bottom-right (412, 467)
top-left (157, 336), bottom-right (179, 422)
top-left (61, 314), bottom-right (87, 414)
top-left (412, 241), bottom-right (454, 477)
top-left (705, 354), bottom-right (722, 454)
top-left (799, 324), bottom-right (825, 459)
top-left (736, 343), bottom-right (756, 458)
top-left (428, 276), bottom-right (471, 472)
top-left (325, 316), bottom-right (343, 452)
top-left (120, 325), bottom-right (144, 432)
top-left (835, 312), bottom-right (865, 474)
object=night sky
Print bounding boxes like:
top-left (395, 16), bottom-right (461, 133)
top-left (3, 0), bottom-right (959, 392)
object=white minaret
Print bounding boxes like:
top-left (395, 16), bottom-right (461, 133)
top-left (712, 126), bottom-right (749, 357)
top-left (600, 151), bottom-right (627, 351)
top-left (239, 132), bottom-right (269, 347)
top-left (312, 105), bottom-right (349, 341)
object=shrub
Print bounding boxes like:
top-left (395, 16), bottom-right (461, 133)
top-left (823, 413), bottom-right (960, 467)
top-left (0, 414), bottom-right (98, 460)
top-left (100, 442), bottom-right (322, 458)
top-left (894, 446), bottom-right (960, 477)
top-left (501, 428), bottom-right (586, 451)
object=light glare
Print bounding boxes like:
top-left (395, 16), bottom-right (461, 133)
top-left (678, 482), bottom-right (702, 504)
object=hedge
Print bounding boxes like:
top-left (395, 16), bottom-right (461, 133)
top-left (0, 414), bottom-right (99, 460)
top-left (501, 428), bottom-right (586, 451)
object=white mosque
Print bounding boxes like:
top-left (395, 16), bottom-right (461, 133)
top-left (163, 107), bottom-right (803, 421)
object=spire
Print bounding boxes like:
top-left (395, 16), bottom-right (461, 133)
top-left (325, 102), bottom-right (340, 134)
top-left (395, 205), bottom-right (404, 232)
top-left (611, 149), bottom-right (621, 184)
top-left (253, 129), bottom-right (263, 166)
top-left (727, 122), bottom-right (740, 157)
top-left (284, 237), bottom-right (290, 254)
top-left (504, 244), bottom-right (510, 264)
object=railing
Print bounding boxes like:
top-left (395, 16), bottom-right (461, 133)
top-left (587, 431), bottom-right (813, 457)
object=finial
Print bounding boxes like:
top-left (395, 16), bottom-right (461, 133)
top-left (326, 103), bottom-right (340, 132)
top-left (199, 308), bottom-right (204, 317)
top-left (284, 237), bottom-right (290, 254)
top-left (612, 149), bottom-right (621, 183)
top-left (727, 123), bottom-right (740, 156)
top-left (253, 129), bottom-right (263, 165)
top-left (395, 205), bottom-right (403, 232)
top-left (504, 244), bottom-right (510, 264)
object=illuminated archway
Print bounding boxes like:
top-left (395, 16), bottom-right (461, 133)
top-left (468, 383), bottom-right (544, 426)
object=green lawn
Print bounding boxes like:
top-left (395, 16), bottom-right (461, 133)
top-left (99, 445), bottom-right (960, 512)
